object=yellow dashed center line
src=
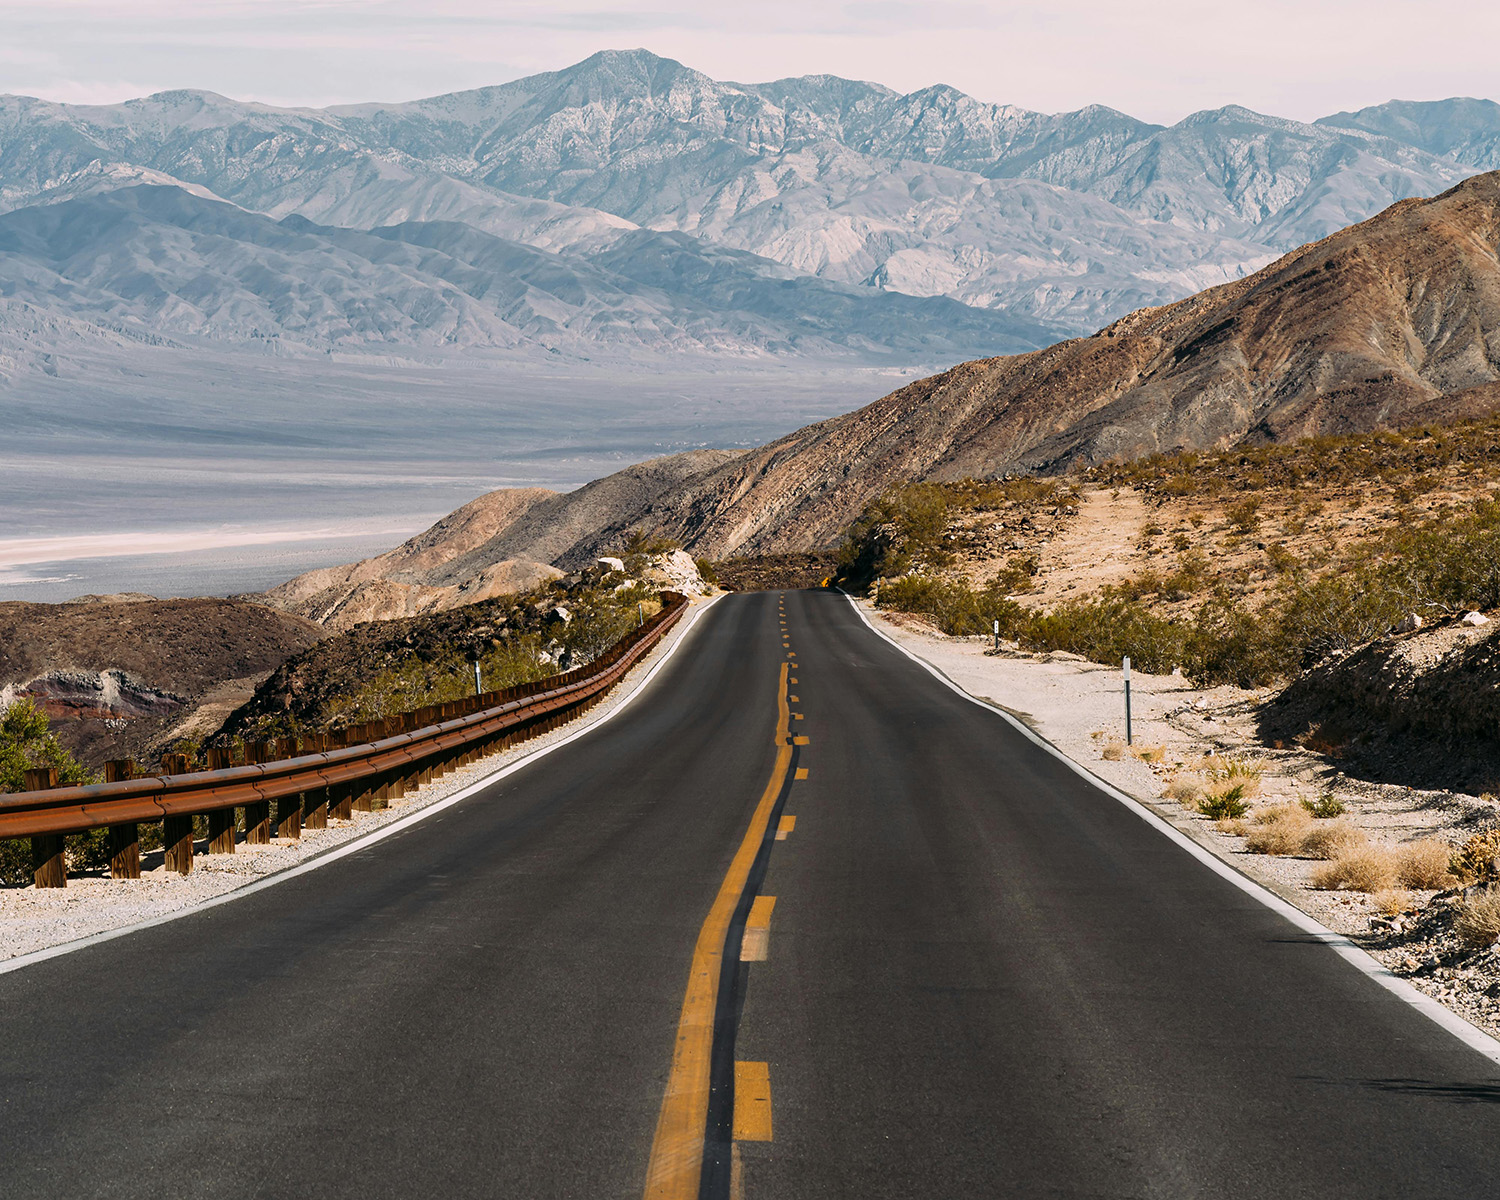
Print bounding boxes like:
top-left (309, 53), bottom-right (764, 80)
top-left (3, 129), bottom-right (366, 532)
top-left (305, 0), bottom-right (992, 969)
top-left (733, 1062), bottom-right (773, 1142)
top-left (775, 815), bottom-right (796, 841)
top-left (740, 894), bottom-right (777, 961)
top-left (642, 664), bottom-right (792, 1199)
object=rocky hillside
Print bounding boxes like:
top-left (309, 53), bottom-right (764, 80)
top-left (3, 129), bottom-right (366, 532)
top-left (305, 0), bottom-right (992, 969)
top-left (299, 172), bottom-right (1500, 579)
top-left (262, 450), bottom-right (734, 626)
top-left (0, 596), bottom-right (324, 769)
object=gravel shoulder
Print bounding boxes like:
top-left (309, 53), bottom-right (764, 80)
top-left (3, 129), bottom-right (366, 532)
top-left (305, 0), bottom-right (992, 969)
top-left (866, 601), bottom-right (1500, 1043)
top-left (0, 596), bottom-right (718, 964)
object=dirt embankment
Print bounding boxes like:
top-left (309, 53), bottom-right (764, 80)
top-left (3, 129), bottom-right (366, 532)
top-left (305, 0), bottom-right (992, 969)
top-left (0, 596), bottom-right (325, 771)
top-left (1263, 618), bottom-right (1500, 792)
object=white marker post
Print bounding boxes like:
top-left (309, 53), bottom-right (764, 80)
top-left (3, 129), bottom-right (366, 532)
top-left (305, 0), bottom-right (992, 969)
top-left (993, 619), bottom-right (1000, 652)
top-left (472, 660), bottom-right (483, 697)
top-left (1122, 655), bottom-right (1133, 746)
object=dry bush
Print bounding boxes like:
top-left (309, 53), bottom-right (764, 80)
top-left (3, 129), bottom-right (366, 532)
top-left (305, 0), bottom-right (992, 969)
top-left (1312, 845), bottom-right (1398, 892)
top-left (1243, 805), bottom-right (1313, 855)
top-left (1394, 839), bottom-right (1456, 890)
top-left (1373, 889), bottom-right (1414, 917)
top-left (1300, 820), bottom-right (1366, 860)
top-left (1165, 775), bottom-right (1204, 805)
top-left (1204, 756), bottom-right (1264, 799)
top-left (1455, 887), bottom-right (1500, 948)
top-left (1215, 817), bottom-right (1249, 836)
top-left (1450, 829), bottom-right (1500, 885)
top-left (1102, 740), bottom-right (1125, 761)
top-left (1132, 743), bottom-right (1166, 764)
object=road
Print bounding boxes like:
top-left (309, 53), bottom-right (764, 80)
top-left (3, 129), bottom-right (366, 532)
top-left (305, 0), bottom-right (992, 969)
top-left (3, 589), bottom-right (1500, 1198)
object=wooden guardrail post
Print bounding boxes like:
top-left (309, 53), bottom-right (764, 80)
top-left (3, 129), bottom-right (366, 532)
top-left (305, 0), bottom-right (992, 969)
top-left (302, 732), bottom-right (329, 828)
top-left (105, 759), bottom-right (142, 878)
top-left (25, 768), bottom-right (66, 888)
top-left (244, 742), bottom-right (271, 844)
top-left (274, 737), bottom-right (302, 839)
top-left (327, 730), bottom-right (354, 821)
top-left (204, 747), bottom-right (237, 854)
top-left (160, 752), bottom-right (194, 876)
top-left (350, 724), bottom-right (376, 812)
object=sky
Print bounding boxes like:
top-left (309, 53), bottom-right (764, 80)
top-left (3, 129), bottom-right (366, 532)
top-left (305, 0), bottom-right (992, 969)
top-left (0, 0), bottom-right (1495, 124)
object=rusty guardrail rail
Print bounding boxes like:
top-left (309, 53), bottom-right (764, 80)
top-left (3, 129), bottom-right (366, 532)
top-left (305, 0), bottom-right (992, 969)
top-left (1, 592), bottom-right (689, 888)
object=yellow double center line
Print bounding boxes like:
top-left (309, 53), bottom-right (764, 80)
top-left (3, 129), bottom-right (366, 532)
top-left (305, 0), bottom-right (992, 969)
top-left (642, 659), bottom-right (793, 1199)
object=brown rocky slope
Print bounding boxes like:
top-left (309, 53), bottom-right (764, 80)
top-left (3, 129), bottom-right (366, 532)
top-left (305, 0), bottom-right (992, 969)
top-left (0, 596), bottom-right (324, 769)
top-left (263, 173), bottom-right (1500, 588)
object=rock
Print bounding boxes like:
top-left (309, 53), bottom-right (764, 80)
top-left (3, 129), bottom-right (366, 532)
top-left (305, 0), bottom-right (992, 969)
top-left (1394, 613), bottom-right (1424, 634)
top-left (641, 549), bottom-right (712, 597)
top-left (597, 557), bottom-right (626, 574)
top-left (1463, 611), bottom-right (1490, 626)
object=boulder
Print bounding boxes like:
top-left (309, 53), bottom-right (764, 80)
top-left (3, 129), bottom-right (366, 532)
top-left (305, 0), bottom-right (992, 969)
top-left (597, 557), bottom-right (626, 574)
top-left (1394, 613), bottom-right (1424, 634)
top-left (1463, 611), bottom-right (1490, 626)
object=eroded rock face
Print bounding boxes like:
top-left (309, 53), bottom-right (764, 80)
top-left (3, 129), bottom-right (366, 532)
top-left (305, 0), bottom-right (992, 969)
top-left (0, 596), bottom-right (324, 769)
top-left (1261, 616), bottom-right (1500, 790)
top-left (4, 670), bottom-right (182, 725)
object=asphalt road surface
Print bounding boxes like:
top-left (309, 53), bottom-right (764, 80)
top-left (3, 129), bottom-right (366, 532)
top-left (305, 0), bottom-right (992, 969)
top-left (3, 590), bottom-right (1500, 1199)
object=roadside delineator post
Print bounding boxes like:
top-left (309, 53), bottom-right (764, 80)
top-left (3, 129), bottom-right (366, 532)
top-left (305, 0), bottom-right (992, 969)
top-left (1123, 655), bottom-right (1133, 747)
top-left (993, 618), bottom-right (1000, 652)
top-left (105, 759), bottom-right (142, 878)
top-left (25, 767), bottom-right (65, 889)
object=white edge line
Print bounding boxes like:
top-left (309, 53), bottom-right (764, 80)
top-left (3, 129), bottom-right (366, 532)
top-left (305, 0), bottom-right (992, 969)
top-left (842, 591), bottom-right (1500, 1068)
top-left (0, 595), bottom-right (725, 977)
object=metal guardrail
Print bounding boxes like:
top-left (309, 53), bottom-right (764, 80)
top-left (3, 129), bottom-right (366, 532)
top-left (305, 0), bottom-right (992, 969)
top-left (1, 592), bottom-right (689, 888)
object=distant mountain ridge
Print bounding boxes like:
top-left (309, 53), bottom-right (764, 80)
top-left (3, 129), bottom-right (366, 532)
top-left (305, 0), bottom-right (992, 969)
top-left (2, 50), bottom-right (1497, 354)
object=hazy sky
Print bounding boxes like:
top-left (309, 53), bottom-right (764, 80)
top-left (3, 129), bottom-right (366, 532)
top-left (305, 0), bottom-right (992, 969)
top-left (0, 0), bottom-right (1495, 124)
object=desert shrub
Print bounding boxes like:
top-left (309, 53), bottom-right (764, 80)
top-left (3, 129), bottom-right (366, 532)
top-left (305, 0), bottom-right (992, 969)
top-left (0, 699), bottom-right (100, 885)
top-left (1394, 839), bottom-right (1456, 890)
top-left (1025, 596), bottom-right (1187, 675)
top-left (1226, 497), bottom-right (1262, 532)
top-left (1102, 740), bottom-right (1126, 761)
top-left (623, 529), bottom-right (681, 557)
top-left (1373, 889), bottom-right (1415, 917)
top-left (1299, 820), bottom-right (1367, 860)
top-left (1199, 784), bottom-right (1250, 820)
top-left (990, 555), bottom-right (1039, 593)
top-left (875, 574), bottom-right (1026, 637)
top-left (694, 557), bottom-right (719, 587)
top-left (839, 482), bottom-right (955, 579)
top-left (1204, 756), bottom-right (1263, 796)
top-left (1165, 775), bottom-right (1203, 805)
top-left (1301, 793), bottom-right (1346, 819)
top-left (1455, 886), bottom-right (1500, 947)
top-left (1312, 845), bottom-right (1398, 892)
top-left (1243, 805), bottom-right (1313, 855)
top-left (1131, 743), bottom-right (1166, 764)
top-left (1450, 829), bottom-right (1500, 886)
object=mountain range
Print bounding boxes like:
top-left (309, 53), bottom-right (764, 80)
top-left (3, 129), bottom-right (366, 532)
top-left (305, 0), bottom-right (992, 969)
top-left (260, 168), bottom-right (1500, 620)
top-left (3, 49), bottom-right (1500, 370)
